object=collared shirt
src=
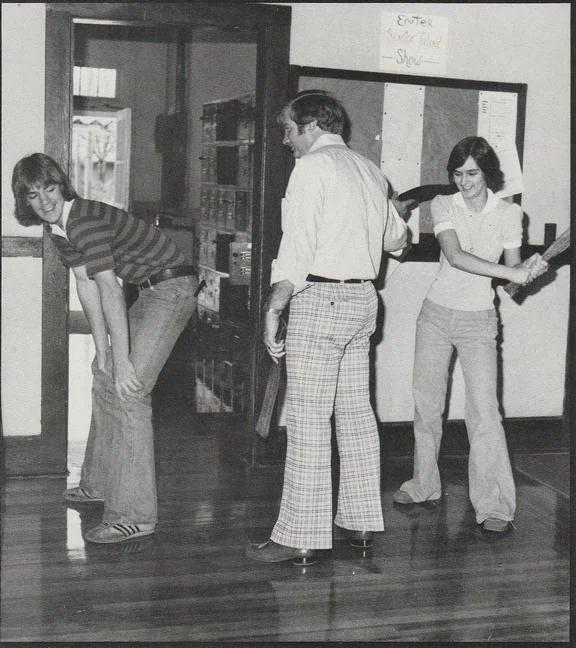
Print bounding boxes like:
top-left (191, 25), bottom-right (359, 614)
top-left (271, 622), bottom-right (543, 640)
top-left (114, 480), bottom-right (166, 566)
top-left (49, 200), bottom-right (74, 239)
top-left (427, 189), bottom-right (522, 310)
top-left (270, 133), bottom-right (404, 291)
top-left (44, 198), bottom-right (188, 283)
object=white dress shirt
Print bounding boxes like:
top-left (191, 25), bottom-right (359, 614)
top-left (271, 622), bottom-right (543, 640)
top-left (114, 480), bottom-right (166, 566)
top-left (271, 133), bottom-right (406, 292)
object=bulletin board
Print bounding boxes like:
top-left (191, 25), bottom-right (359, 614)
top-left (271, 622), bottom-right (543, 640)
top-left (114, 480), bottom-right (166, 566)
top-left (290, 66), bottom-right (528, 259)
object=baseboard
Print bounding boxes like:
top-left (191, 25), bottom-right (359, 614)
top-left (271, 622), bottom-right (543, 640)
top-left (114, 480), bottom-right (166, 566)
top-left (251, 416), bottom-right (568, 467)
top-left (379, 416), bottom-right (568, 457)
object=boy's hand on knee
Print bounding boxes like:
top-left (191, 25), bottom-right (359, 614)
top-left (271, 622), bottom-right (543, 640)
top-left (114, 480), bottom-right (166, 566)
top-left (113, 359), bottom-right (144, 401)
top-left (94, 347), bottom-right (113, 376)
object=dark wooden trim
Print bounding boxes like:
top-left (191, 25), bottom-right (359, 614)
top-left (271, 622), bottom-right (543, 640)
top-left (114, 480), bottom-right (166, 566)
top-left (47, 3), bottom-right (147, 22)
top-left (401, 233), bottom-right (569, 265)
top-left (249, 16), bottom-right (292, 466)
top-left (2, 436), bottom-right (45, 477)
top-left (48, 2), bottom-right (291, 28)
top-left (515, 82), bottom-right (527, 170)
top-left (291, 65), bottom-right (527, 96)
top-left (403, 233), bottom-right (440, 262)
top-left (143, 2), bottom-right (291, 27)
top-left (377, 416), bottom-right (569, 457)
top-left (69, 311), bottom-right (91, 335)
top-left (42, 9), bottom-right (72, 475)
top-left (254, 416), bottom-right (568, 468)
top-left (565, 258), bottom-right (574, 438)
top-left (40, 230), bottom-right (70, 475)
top-left (2, 237), bottom-right (43, 258)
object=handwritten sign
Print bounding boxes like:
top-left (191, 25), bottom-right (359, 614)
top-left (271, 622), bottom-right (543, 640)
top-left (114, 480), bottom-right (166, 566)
top-left (380, 11), bottom-right (448, 75)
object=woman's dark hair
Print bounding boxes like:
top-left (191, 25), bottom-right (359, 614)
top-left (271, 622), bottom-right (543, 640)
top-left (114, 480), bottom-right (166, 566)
top-left (446, 136), bottom-right (504, 192)
top-left (280, 89), bottom-right (350, 137)
top-left (12, 153), bottom-right (78, 225)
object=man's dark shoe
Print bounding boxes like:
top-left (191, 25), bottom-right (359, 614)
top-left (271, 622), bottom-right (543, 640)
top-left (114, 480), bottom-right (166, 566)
top-left (346, 530), bottom-right (374, 549)
top-left (245, 539), bottom-right (316, 565)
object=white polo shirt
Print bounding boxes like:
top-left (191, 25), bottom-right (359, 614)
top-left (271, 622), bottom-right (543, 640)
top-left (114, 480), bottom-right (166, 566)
top-left (426, 190), bottom-right (522, 311)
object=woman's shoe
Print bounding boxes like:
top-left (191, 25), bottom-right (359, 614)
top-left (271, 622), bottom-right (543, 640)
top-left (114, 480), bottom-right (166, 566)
top-left (482, 518), bottom-right (513, 534)
top-left (245, 539), bottom-right (316, 565)
top-left (392, 489), bottom-right (416, 504)
top-left (393, 490), bottom-right (440, 508)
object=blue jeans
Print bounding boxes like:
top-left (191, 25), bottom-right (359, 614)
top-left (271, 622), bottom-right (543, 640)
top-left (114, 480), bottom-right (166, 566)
top-left (80, 275), bottom-right (197, 524)
top-left (399, 299), bottom-right (516, 523)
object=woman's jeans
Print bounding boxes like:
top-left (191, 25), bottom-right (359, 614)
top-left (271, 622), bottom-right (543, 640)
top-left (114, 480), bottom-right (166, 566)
top-left (399, 299), bottom-right (516, 523)
top-left (80, 275), bottom-right (197, 525)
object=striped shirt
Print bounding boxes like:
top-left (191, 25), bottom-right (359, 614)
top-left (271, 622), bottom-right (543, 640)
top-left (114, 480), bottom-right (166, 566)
top-left (45, 198), bottom-right (188, 284)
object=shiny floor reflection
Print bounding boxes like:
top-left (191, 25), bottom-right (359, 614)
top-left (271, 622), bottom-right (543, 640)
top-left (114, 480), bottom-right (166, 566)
top-left (1, 364), bottom-right (570, 642)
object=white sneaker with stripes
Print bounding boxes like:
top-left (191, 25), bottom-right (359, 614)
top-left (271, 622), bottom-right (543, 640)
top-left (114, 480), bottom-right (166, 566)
top-left (84, 521), bottom-right (156, 544)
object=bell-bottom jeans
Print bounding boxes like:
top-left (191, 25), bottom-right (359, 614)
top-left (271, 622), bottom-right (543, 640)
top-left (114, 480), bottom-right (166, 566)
top-left (399, 298), bottom-right (516, 523)
top-left (80, 275), bottom-right (197, 525)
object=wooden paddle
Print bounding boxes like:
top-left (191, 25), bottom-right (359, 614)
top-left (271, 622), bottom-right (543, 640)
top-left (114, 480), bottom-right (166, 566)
top-left (504, 227), bottom-right (570, 301)
top-left (255, 316), bottom-right (287, 440)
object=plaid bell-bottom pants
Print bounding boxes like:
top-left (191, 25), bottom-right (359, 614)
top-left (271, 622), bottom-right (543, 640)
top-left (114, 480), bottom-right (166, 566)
top-left (270, 281), bottom-right (385, 550)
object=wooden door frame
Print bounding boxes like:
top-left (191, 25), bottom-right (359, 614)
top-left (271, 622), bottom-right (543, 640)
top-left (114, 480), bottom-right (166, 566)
top-left (4, 2), bottom-right (291, 476)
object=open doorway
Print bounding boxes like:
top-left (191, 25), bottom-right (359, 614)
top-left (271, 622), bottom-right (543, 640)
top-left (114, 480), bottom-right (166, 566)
top-left (3, 2), bottom-right (290, 478)
top-left (66, 20), bottom-right (259, 482)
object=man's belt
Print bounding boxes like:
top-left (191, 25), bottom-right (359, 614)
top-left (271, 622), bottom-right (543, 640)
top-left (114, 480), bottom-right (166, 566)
top-left (137, 265), bottom-right (196, 290)
top-left (306, 274), bottom-right (368, 284)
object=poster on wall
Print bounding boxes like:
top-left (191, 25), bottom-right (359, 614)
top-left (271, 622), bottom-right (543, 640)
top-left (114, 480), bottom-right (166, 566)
top-left (477, 91), bottom-right (524, 198)
top-left (380, 11), bottom-right (448, 75)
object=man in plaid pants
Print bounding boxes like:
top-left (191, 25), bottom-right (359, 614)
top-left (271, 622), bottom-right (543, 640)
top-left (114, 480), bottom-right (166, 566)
top-left (246, 90), bottom-right (409, 565)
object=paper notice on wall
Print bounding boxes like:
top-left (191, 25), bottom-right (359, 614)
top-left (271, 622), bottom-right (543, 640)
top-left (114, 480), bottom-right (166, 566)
top-left (477, 91), bottom-right (524, 197)
top-left (381, 83), bottom-right (424, 245)
top-left (380, 11), bottom-right (448, 75)
top-left (492, 147), bottom-right (524, 199)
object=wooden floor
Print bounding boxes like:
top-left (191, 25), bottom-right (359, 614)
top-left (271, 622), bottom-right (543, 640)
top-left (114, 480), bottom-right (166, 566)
top-left (1, 355), bottom-right (571, 642)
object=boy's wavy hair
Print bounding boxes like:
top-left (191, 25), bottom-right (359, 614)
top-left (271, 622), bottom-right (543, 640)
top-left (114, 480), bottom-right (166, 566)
top-left (280, 90), bottom-right (350, 139)
top-left (12, 153), bottom-right (78, 225)
top-left (446, 136), bottom-right (505, 193)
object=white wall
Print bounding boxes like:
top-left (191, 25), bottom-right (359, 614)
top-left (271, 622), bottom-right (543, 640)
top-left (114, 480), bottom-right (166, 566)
top-left (1, 3), bottom-right (46, 436)
top-left (2, 3), bottom-right (45, 237)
